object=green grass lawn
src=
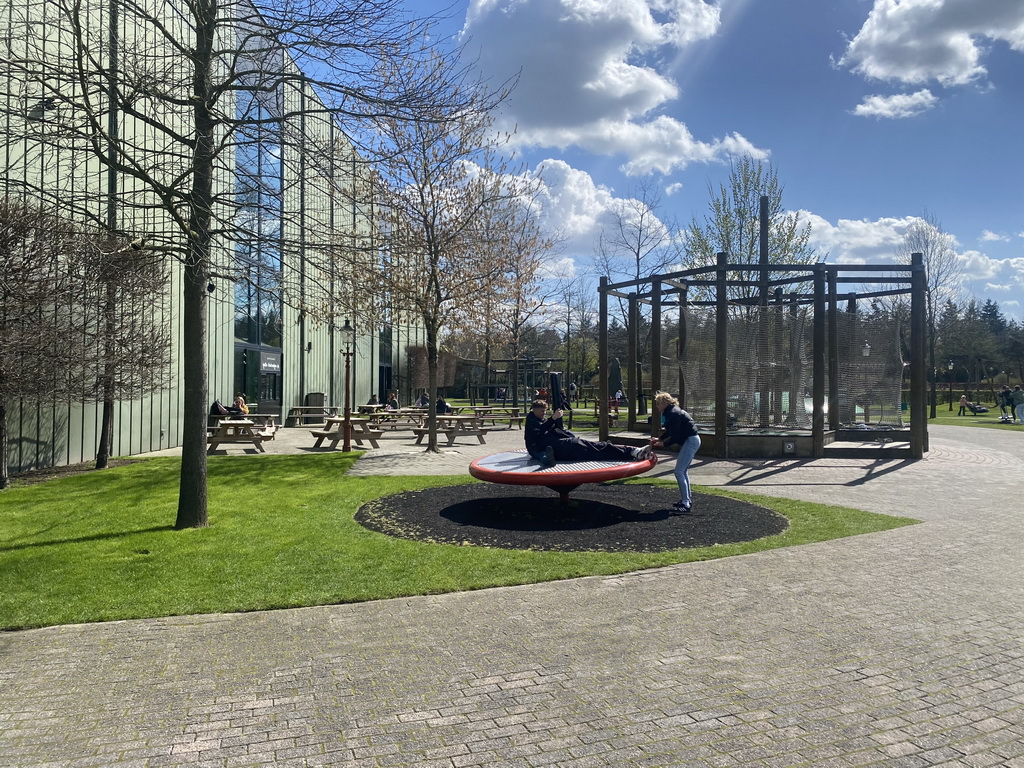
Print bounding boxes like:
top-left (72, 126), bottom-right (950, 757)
top-left (925, 407), bottom-right (1023, 431)
top-left (1, 453), bottom-right (917, 630)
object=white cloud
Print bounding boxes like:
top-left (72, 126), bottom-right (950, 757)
top-left (529, 159), bottom-right (618, 247)
top-left (839, 0), bottom-right (1024, 87)
top-left (960, 250), bottom-right (1001, 281)
top-left (665, 182), bottom-right (684, 196)
top-left (852, 90), bottom-right (937, 119)
top-left (536, 256), bottom-right (577, 280)
top-left (463, 0), bottom-right (764, 174)
top-left (981, 230), bottom-right (1010, 242)
top-left (801, 213), bottom-right (1024, 309)
top-left (801, 212), bottom-right (915, 263)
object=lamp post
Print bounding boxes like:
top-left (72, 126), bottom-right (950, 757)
top-left (948, 360), bottom-right (954, 410)
top-left (340, 319), bottom-right (355, 452)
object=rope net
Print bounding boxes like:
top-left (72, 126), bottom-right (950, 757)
top-left (833, 310), bottom-right (905, 428)
top-left (665, 304), bottom-right (902, 430)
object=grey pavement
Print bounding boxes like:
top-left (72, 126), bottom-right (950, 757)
top-left (2, 424), bottom-right (1024, 767)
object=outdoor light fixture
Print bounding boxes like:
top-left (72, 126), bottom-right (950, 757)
top-left (340, 320), bottom-right (356, 452)
top-left (861, 342), bottom-right (871, 357)
top-left (26, 97), bottom-right (55, 121)
top-left (207, 281), bottom-right (215, 293)
top-left (948, 360), bottom-right (955, 411)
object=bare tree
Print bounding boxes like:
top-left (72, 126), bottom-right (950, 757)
top-left (895, 211), bottom-right (963, 417)
top-left (76, 235), bottom-right (172, 469)
top-left (0, 199), bottom-right (83, 488)
top-left (3, 0), bottom-right (470, 525)
top-left (594, 179), bottom-right (681, 321)
top-left (685, 156), bottom-right (817, 305)
top-left (555, 272), bottom-right (598, 396)
top-left (363, 70), bottom-right (527, 451)
top-left (483, 196), bottom-right (558, 409)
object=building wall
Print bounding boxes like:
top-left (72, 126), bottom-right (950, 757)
top-left (1, 0), bottom-right (414, 474)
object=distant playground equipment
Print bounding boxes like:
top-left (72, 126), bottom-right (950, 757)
top-left (596, 197), bottom-right (928, 460)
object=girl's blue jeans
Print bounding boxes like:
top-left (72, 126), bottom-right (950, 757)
top-left (675, 435), bottom-right (701, 506)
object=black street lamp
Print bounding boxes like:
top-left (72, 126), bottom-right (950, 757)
top-left (340, 319), bottom-right (356, 452)
top-left (948, 360), bottom-right (954, 410)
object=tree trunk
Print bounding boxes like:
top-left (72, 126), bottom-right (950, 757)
top-left (425, 325), bottom-right (439, 453)
top-left (95, 281), bottom-right (118, 469)
top-left (0, 403), bottom-right (10, 489)
top-left (175, 261), bottom-right (210, 528)
top-left (96, 398), bottom-right (114, 470)
top-left (175, 54), bottom-right (215, 528)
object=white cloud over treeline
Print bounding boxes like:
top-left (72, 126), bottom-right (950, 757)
top-left (461, 0), bottom-right (766, 174)
top-left (840, 0), bottom-right (1024, 117)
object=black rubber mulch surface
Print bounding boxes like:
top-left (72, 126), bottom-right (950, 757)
top-left (355, 482), bottom-right (788, 553)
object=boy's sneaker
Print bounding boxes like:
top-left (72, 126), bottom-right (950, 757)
top-left (672, 501), bottom-right (692, 515)
top-left (544, 446), bottom-right (556, 467)
top-left (631, 445), bottom-right (651, 461)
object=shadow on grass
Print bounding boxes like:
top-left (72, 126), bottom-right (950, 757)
top-left (0, 525), bottom-right (176, 553)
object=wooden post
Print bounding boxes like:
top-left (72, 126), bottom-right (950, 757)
top-left (627, 293), bottom-right (638, 431)
top-left (758, 195), bottom-right (770, 428)
top-left (598, 276), bottom-right (609, 441)
top-left (651, 280), bottom-right (662, 437)
top-left (827, 269), bottom-right (839, 431)
top-left (715, 252), bottom-right (729, 458)
top-left (910, 252), bottom-right (927, 457)
top-left (812, 264), bottom-right (826, 457)
top-left (678, 289), bottom-right (687, 408)
top-left (773, 287), bottom-right (784, 424)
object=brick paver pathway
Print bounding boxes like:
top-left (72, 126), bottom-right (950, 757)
top-left (2, 424), bottom-right (1022, 767)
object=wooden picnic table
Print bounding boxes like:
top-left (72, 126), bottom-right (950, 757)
top-left (207, 419), bottom-right (266, 453)
top-left (310, 417), bottom-right (383, 449)
top-left (413, 414), bottom-right (489, 446)
top-left (244, 413), bottom-right (279, 440)
top-left (284, 405), bottom-right (339, 427)
top-left (467, 407), bottom-right (524, 429)
top-left (367, 409), bottom-right (427, 430)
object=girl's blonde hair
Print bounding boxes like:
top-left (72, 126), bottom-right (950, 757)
top-left (654, 391), bottom-right (678, 410)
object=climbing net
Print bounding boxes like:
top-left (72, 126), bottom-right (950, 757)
top-left (664, 304), bottom-right (902, 430)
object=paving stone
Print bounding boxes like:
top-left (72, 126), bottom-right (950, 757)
top-left (3, 425), bottom-right (1024, 766)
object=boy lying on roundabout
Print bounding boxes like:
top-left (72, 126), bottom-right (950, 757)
top-left (468, 400), bottom-right (657, 505)
top-left (524, 399), bottom-right (652, 466)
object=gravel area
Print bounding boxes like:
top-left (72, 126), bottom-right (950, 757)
top-left (356, 482), bottom-right (788, 552)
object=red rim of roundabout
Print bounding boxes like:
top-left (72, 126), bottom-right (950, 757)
top-left (468, 451), bottom-right (658, 487)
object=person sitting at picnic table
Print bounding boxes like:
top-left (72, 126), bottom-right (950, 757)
top-left (525, 399), bottom-right (652, 467)
top-left (416, 391), bottom-right (430, 408)
top-left (436, 394), bottom-right (453, 414)
top-left (385, 391), bottom-right (399, 411)
top-left (210, 394), bottom-right (248, 417)
top-left (367, 394), bottom-right (379, 406)
top-left (228, 394), bottom-right (249, 415)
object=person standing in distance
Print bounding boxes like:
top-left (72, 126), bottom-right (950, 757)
top-left (650, 392), bottom-right (700, 514)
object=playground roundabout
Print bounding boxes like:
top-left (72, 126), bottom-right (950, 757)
top-left (355, 451), bottom-right (789, 553)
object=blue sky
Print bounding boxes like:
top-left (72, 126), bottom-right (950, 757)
top-left (409, 0), bottom-right (1024, 319)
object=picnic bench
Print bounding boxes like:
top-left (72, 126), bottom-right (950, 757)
top-left (412, 415), bottom-right (489, 446)
top-left (310, 417), bottom-right (383, 449)
top-left (368, 410), bottom-right (426, 430)
top-left (207, 419), bottom-right (266, 453)
top-left (478, 410), bottom-right (524, 429)
top-left (245, 413), bottom-right (279, 441)
top-left (285, 405), bottom-right (340, 427)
